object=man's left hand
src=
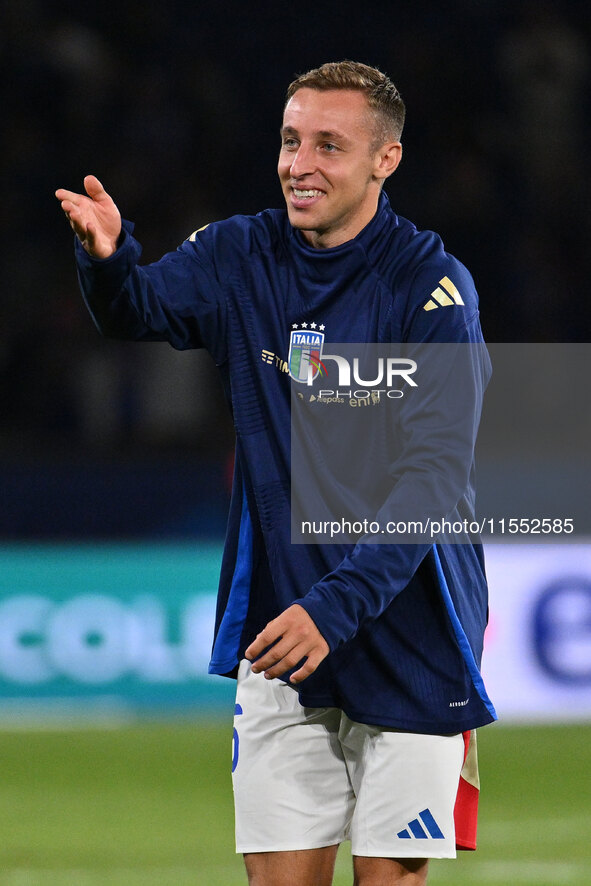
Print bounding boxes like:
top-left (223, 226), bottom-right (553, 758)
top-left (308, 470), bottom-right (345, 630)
top-left (245, 604), bottom-right (329, 684)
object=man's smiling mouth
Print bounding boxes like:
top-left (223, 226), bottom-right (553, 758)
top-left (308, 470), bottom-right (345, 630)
top-left (292, 188), bottom-right (324, 198)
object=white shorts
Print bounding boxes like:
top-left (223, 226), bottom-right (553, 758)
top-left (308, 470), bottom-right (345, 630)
top-left (232, 661), bottom-right (464, 858)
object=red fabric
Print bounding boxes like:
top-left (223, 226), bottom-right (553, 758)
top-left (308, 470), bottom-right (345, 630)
top-left (454, 730), bottom-right (479, 851)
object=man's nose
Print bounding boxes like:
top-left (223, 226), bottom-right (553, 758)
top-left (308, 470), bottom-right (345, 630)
top-left (290, 143), bottom-right (315, 178)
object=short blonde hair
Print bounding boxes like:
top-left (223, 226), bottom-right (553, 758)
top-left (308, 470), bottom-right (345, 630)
top-left (285, 60), bottom-right (405, 146)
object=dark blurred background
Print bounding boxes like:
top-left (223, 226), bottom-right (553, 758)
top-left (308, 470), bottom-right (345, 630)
top-left (2, 0), bottom-right (590, 539)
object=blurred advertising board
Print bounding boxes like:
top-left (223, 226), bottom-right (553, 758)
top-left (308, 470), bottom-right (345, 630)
top-left (0, 544), bottom-right (234, 723)
top-left (483, 543), bottom-right (591, 722)
top-left (0, 543), bottom-right (589, 723)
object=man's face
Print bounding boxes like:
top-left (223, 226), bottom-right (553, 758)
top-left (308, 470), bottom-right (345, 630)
top-left (278, 88), bottom-right (399, 249)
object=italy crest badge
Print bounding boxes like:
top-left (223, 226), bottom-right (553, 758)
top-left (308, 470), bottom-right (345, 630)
top-left (288, 329), bottom-right (326, 384)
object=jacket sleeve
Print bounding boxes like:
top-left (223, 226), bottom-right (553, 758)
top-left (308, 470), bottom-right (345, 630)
top-left (295, 257), bottom-right (491, 651)
top-left (75, 220), bottom-right (228, 363)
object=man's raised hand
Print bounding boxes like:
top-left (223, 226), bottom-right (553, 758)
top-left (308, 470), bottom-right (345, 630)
top-left (55, 175), bottom-right (121, 259)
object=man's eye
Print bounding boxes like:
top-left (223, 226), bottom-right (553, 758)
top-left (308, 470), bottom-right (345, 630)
top-left (322, 143), bottom-right (338, 153)
top-left (283, 138), bottom-right (298, 149)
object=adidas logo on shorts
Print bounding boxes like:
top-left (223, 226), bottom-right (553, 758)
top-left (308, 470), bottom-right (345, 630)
top-left (396, 808), bottom-right (445, 840)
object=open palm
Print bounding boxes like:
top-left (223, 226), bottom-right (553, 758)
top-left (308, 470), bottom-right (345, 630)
top-left (55, 175), bottom-right (121, 259)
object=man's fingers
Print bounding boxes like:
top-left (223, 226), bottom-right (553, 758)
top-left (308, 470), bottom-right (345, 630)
top-left (84, 174), bottom-right (108, 201)
top-left (249, 635), bottom-right (303, 676)
top-left (58, 199), bottom-right (78, 216)
top-left (289, 652), bottom-right (324, 684)
top-left (244, 636), bottom-right (263, 663)
top-left (249, 638), bottom-right (285, 672)
top-left (57, 202), bottom-right (94, 250)
top-left (257, 640), bottom-right (326, 682)
top-left (55, 188), bottom-right (79, 203)
top-left (55, 178), bottom-right (120, 259)
top-left (56, 193), bottom-right (88, 230)
top-left (59, 205), bottom-right (85, 238)
top-left (55, 176), bottom-right (111, 214)
top-left (55, 178), bottom-right (107, 206)
top-left (245, 622), bottom-right (278, 662)
top-left (245, 605), bottom-right (328, 681)
top-left (257, 644), bottom-right (308, 680)
top-left (58, 201), bottom-right (87, 237)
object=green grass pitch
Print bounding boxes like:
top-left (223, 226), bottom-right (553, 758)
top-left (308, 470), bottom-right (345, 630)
top-left (0, 721), bottom-right (589, 885)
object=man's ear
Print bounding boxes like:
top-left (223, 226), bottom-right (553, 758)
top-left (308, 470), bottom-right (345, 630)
top-left (374, 142), bottom-right (402, 182)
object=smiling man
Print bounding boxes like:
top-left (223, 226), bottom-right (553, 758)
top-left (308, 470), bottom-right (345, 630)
top-left (56, 61), bottom-right (495, 886)
top-left (278, 85), bottom-right (401, 247)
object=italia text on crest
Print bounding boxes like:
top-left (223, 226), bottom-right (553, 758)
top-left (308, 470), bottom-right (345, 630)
top-left (288, 329), bottom-right (326, 384)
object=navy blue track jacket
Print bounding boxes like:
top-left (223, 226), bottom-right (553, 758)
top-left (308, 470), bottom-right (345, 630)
top-left (75, 191), bottom-right (497, 734)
